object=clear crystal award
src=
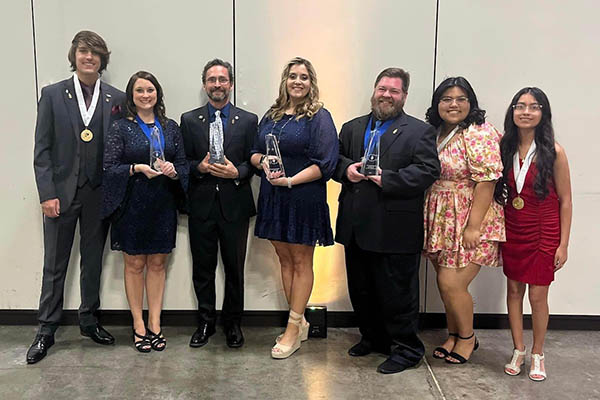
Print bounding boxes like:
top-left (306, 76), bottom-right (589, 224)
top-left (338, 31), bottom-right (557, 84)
top-left (150, 126), bottom-right (166, 171)
top-left (265, 133), bottom-right (285, 177)
top-left (360, 132), bottom-right (380, 176)
top-left (209, 119), bottom-right (225, 164)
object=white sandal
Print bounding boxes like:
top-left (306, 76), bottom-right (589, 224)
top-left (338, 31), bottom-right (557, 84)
top-left (276, 316), bottom-right (309, 343)
top-left (271, 310), bottom-right (303, 359)
top-left (529, 353), bottom-right (547, 381)
top-left (504, 347), bottom-right (526, 376)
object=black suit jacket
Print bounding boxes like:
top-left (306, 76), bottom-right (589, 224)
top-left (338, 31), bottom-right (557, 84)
top-left (333, 111), bottom-right (440, 253)
top-left (180, 103), bottom-right (258, 222)
top-left (33, 77), bottom-right (125, 212)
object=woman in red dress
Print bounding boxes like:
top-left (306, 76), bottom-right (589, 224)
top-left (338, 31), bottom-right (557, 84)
top-left (496, 87), bottom-right (572, 381)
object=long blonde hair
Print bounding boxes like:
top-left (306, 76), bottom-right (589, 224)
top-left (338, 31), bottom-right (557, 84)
top-left (268, 57), bottom-right (323, 121)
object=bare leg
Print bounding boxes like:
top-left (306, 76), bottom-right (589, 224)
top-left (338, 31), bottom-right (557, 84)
top-left (437, 262), bottom-right (481, 362)
top-left (123, 253), bottom-right (147, 341)
top-left (271, 241), bottom-right (294, 305)
top-left (529, 284), bottom-right (549, 378)
top-left (506, 279), bottom-right (526, 352)
top-left (278, 243), bottom-right (315, 347)
top-left (146, 253), bottom-right (168, 337)
top-left (431, 256), bottom-right (458, 356)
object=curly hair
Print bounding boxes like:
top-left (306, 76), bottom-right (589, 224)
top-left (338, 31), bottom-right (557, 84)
top-left (495, 87), bottom-right (556, 204)
top-left (425, 76), bottom-right (486, 129)
top-left (124, 71), bottom-right (168, 129)
top-left (267, 57), bottom-right (323, 121)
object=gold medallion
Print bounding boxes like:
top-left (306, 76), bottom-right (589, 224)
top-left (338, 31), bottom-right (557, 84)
top-left (80, 129), bottom-right (93, 142)
top-left (512, 196), bottom-right (524, 210)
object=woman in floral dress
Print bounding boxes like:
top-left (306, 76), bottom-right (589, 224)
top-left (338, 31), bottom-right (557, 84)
top-left (424, 77), bottom-right (505, 364)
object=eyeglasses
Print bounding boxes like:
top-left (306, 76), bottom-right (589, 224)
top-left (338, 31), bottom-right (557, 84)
top-left (440, 96), bottom-right (469, 105)
top-left (512, 103), bottom-right (542, 112)
top-left (206, 77), bottom-right (230, 84)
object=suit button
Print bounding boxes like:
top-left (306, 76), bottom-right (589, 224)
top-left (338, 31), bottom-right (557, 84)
top-left (216, 184), bottom-right (220, 192)
top-left (354, 188), bottom-right (359, 194)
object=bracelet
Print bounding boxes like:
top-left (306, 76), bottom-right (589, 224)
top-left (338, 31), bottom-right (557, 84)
top-left (130, 163), bottom-right (136, 175)
top-left (259, 154), bottom-right (266, 166)
top-left (287, 177), bottom-right (293, 189)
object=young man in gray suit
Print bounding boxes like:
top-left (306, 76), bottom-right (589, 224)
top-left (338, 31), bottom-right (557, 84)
top-left (28, 31), bottom-right (125, 364)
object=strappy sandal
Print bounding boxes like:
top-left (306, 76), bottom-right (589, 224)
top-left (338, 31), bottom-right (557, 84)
top-left (432, 332), bottom-right (458, 359)
top-left (147, 329), bottom-right (167, 351)
top-left (529, 353), bottom-right (547, 381)
top-left (276, 316), bottom-right (310, 344)
top-left (133, 329), bottom-right (151, 353)
top-left (504, 347), bottom-right (526, 375)
top-left (445, 332), bottom-right (479, 364)
top-left (271, 310), bottom-right (303, 359)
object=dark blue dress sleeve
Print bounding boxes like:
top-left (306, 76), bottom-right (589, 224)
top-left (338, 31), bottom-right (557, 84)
top-left (251, 113), bottom-right (270, 156)
top-left (306, 108), bottom-right (339, 181)
top-left (102, 119), bottom-right (131, 219)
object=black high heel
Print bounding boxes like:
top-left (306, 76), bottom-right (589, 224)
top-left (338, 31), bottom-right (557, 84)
top-left (432, 332), bottom-right (458, 359)
top-left (133, 329), bottom-right (152, 353)
top-left (445, 332), bottom-right (479, 364)
top-left (147, 328), bottom-right (166, 351)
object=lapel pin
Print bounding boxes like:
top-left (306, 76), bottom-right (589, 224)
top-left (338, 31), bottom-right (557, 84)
top-left (231, 119), bottom-right (236, 125)
top-left (105, 98), bottom-right (110, 102)
top-left (235, 115), bottom-right (239, 120)
top-left (106, 93), bottom-right (111, 98)
top-left (393, 129), bottom-right (398, 135)
top-left (65, 89), bottom-right (72, 99)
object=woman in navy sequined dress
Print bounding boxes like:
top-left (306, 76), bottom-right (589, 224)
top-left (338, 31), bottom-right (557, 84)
top-left (103, 71), bottom-right (188, 352)
top-left (250, 57), bottom-right (338, 359)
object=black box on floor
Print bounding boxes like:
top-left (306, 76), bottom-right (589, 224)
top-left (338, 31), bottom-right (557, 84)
top-left (305, 305), bottom-right (327, 338)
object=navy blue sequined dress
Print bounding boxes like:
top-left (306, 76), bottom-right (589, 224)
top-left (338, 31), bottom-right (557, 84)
top-left (252, 108), bottom-right (338, 246)
top-left (102, 118), bottom-right (188, 254)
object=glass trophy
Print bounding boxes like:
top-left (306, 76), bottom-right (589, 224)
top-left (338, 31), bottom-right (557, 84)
top-left (149, 126), bottom-right (166, 171)
top-left (209, 121), bottom-right (225, 164)
top-left (265, 133), bottom-right (285, 177)
top-left (360, 132), bottom-right (380, 176)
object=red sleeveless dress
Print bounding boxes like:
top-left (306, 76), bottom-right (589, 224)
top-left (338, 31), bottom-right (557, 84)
top-left (502, 161), bottom-right (560, 285)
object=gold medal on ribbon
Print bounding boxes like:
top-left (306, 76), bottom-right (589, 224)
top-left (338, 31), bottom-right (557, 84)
top-left (512, 196), bottom-right (524, 210)
top-left (80, 128), bottom-right (93, 142)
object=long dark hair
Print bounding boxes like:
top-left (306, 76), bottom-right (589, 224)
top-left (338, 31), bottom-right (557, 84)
top-left (125, 71), bottom-right (168, 128)
top-left (426, 76), bottom-right (486, 129)
top-left (495, 87), bottom-right (556, 204)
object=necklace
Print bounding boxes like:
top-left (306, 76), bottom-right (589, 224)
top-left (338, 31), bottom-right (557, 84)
top-left (270, 114), bottom-right (294, 139)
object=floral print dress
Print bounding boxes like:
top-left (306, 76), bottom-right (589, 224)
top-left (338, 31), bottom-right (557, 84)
top-left (423, 122), bottom-right (505, 268)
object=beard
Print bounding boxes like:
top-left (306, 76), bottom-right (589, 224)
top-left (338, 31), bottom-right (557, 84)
top-left (371, 94), bottom-right (404, 121)
top-left (207, 87), bottom-right (230, 103)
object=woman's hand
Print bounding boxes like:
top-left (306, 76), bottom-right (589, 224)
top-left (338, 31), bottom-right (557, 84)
top-left (554, 245), bottom-right (568, 271)
top-left (136, 164), bottom-right (163, 179)
top-left (157, 160), bottom-right (177, 179)
top-left (261, 157), bottom-right (284, 182)
top-left (462, 225), bottom-right (481, 249)
top-left (269, 176), bottom-right (289, 187)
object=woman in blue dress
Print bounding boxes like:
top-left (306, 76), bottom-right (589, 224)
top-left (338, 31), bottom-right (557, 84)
top-left (250, 57), bottom-right (338, 359)
top-left (103, 71), bottom-right (188, 352)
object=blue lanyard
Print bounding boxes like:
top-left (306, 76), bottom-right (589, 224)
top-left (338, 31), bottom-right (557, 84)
top-left (135, 115), bottom-right (165, 151)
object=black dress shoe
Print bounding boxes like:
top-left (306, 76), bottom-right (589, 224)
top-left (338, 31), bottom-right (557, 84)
top-left (224, 324), bottom-right (244, 348)
top-left (348, 340), bottom-right (372, 357)
top-left (377, 357), bottom-right (410, 374)
top-left (26, 334), bottom-right (55, 364)
top-left (190, 322), bottom-right (215, 348)
top-left (80, 324), bottom-right (115, 345)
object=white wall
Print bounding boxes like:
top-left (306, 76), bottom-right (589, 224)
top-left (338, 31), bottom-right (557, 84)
top-left (1, 0), bottom-right (597, 315)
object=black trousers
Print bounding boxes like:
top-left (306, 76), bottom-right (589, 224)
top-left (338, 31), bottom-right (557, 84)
top-left (38, 183), bottom-right (109, 335)
top-left (189, 196), bottom-right (249, 327)
top-left (344, 235), bottom-right (425, 367)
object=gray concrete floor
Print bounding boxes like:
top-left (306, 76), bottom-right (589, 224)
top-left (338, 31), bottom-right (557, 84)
top-left (0, 326), bottom-right (598, 400)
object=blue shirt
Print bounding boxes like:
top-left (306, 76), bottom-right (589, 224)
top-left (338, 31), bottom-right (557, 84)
top-left (207, 102), bottom-right (231, 126)
top-left (363, 115), bottom-right (397, 151)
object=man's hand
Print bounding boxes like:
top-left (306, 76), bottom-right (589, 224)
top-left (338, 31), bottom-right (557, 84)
top-left (367, 168), bottom-right (383, 187)
top-left (208, 156), bottom-right (239, 179)
top-left (41, 198), bottom-right (60, 218)
top-left (157, 159), bottom-right (177, 179)
top-left (346, 162), bottom-right (367, 183)
top-left (197, 153), bottom-right (211, 174)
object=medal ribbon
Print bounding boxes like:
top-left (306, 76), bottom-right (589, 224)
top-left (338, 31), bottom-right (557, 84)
top-left (72, 74), bottom-right (100, 127)
top-left (135, 116), bottom-right (165, 152)
top-left (513, 140), bottom-right (537, 195)
top-left (437, 126), bottom-right (460, 153)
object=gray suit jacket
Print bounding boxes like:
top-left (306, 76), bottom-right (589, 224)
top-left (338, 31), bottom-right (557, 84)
top-left (33, 77), bottom-right (125, 212)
